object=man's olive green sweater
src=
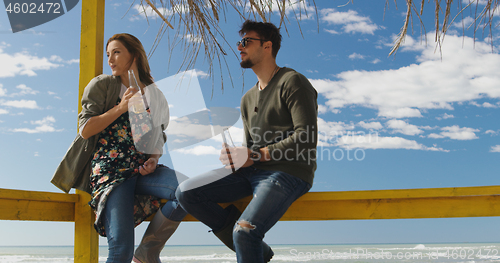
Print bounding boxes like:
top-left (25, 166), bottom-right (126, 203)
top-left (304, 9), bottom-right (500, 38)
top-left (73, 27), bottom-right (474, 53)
top-left (241, 67), bottom-right (318, 186)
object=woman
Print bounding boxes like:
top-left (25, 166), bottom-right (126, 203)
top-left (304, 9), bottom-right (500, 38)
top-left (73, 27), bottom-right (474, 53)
top-left (52, 33), bottom-right (186, 263)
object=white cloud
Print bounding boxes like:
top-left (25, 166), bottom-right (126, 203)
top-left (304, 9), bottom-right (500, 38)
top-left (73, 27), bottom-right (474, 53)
top-left (453, 16), bottom-right (476, 29)
top-left (12, 84), bottom-right (38, 96)
top-left (482, 102), bottom-right (497, 108)
top-left (66, 59), bottom-right (79, 65)
top-left (194, 69), bottom-right (209, 79)
top-left (131, 3), bottom-right (186, 21)
top-left (335, 134), bottom-right (447, 151)
top-left (358, 121), bottom-right (383, 130)
top-left (378, 107), bottom-right (423, 118)
top-left (11, 116), bottom-right (61, 133)
top-left (1, 99), bottom-right (38, 109)
top-left (49, 55), bottom-right (64, 62)
top-left (318, 117), bottom-right (354, 134)
top-left (320, 8), bottom-right (379, 35)
top-left (310, 33), bottom-right (500, 118)
top-left (485, 130), bottom-right (498, 135)
top-left (48, 56), bottom-right (78, 65)
top-left (371, 58), bottom-right (381, 64)
top-left (176, 145), bottom-right (219, 156)
top-left (490, 145), bottom-right (500, 152)
top-left (0, 46), bottom-right (61, 78)
top-left (428, 133), bottom-right (445, 139)
top-left (318, 104), bottom-right (328, 114)
top-left (436, 113), bottom-right (455, 120)
top-left (167, 119), bottom-right (212, 140)
top-left (348, 53), bottom-right (365, 60)
top-left (0, 84), bottom-right (6, 96)
top-left (387, 119), bottom-right (423, 136)
top-left (0, 108), bottom-right (8, 114)
top-left (209, 126), bottom-right (245, 146)
top-left (186, 34), bottom-right (203, 43)
top-left (0, 84), bottom-right (38, 97)
top-left (324, 29), bottom-right (339, 35)
top-left (429, 125), bottom-right (479, 140)
top-left (462, 0), bottom-right (489, 5)
top-left (269, 0), bottom-right (316, 20)
top-left (317, 117), bottom-right (355, 147)
top-left (469, 101), bottom-right (497, 108)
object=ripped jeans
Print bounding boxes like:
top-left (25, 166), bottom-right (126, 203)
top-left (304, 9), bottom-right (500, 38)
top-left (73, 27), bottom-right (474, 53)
top-left (176, 166), bottom-right (311, 263)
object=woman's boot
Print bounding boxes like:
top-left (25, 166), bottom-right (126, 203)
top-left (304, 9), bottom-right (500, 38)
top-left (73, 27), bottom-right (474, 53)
top-left (133, 211), bottom-right (181, 263)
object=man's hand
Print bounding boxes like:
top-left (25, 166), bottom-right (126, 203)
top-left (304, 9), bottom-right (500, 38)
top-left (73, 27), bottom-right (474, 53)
top-left (219, 144), bottom-right (253, 171)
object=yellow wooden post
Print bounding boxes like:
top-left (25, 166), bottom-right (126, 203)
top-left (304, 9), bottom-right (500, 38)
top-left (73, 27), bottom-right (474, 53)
top-left (78, 0), bottom-right (105, 113)
top-left (75, 0), bottom-right (105, 262)
top-left (74, 190), bottom-right (99, 263)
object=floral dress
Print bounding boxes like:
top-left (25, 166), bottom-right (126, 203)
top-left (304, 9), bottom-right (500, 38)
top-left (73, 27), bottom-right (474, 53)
top-left (89, 98), bottom-right (160, 237)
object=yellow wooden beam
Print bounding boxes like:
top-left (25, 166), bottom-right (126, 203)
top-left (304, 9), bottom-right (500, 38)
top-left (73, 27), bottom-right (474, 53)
top-left (293, 185), bottom-right (500, 200)
top-left (173, 185), bottom-right (500, 221)
top-left (0, 198), bottom-right (74, 221)
top-left (0, 188), bottom-right (78, 203)
top-left (3, 186), bottom-right (500, 222)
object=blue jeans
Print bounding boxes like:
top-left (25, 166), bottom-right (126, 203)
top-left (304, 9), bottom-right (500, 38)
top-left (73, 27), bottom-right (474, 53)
top-left (176, 166), bottom-right (311, 263)
top-left (103, 166), bottom-right (187, 263)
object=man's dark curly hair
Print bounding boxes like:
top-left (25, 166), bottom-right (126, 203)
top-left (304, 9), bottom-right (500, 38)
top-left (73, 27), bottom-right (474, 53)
top-left (239, 20), bottom-right (282, 58)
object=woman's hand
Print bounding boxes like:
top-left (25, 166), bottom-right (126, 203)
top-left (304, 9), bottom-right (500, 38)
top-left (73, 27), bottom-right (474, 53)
top-left (117, 87), bottom-right (138, 114)
top-left (139, 157), bottom-right (158, 176)
top-left (81, 87), bottom-right (137, 140)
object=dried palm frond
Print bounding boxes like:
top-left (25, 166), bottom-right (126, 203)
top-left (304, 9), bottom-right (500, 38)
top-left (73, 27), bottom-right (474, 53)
top-left (134, 0), bottom-right (317, 91)
top-left (389, 0), bottom-right (499, 56)
top-left (134, 0), bottom-right (498, 88)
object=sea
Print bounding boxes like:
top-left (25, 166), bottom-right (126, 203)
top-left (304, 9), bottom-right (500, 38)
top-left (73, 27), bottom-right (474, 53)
top-left (1, 243), bottom-right (500, 262)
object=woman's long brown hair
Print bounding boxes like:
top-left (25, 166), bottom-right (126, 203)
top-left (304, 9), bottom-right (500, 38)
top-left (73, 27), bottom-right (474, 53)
top-left (106, 33), bottom-right (154, 86)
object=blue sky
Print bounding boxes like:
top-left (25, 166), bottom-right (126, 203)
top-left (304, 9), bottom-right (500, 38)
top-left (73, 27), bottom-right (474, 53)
top-left (0, 0), bottom-right (499, 246)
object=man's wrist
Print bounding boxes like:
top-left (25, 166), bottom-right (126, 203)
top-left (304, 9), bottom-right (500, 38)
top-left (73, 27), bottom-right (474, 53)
top-left (249, 149), bottom-right (261, 163)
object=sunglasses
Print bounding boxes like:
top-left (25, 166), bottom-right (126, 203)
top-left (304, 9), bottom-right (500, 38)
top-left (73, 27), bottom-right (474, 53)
top-left (236, 37), bottom-right (269, 48)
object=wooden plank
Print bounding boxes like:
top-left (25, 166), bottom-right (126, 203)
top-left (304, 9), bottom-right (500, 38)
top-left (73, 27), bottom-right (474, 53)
top-left (0, 188), bottom-right (78, 203)
top-left (278, 195), bottom-right (500, 220)
top-left (0, 199), bottom-right (74, 221)
top-left (3, 193), bottom-right (499, 222)
top-left (177, 186), bottom-right (500, 221)
top-left (3, 185), bottom-right (500, 222)
top-left (179, 195), bottom-right (500, 221)
top-left (292, 185), bottom-right (500, 201)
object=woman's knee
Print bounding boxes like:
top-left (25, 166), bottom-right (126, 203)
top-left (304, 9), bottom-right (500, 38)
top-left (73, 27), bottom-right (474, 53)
top-left (161, 199), bottom-right (188, 221)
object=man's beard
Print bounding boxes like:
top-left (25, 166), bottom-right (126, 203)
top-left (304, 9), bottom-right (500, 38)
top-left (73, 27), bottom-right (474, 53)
top-left (240, 59), bottom-right (253, 68)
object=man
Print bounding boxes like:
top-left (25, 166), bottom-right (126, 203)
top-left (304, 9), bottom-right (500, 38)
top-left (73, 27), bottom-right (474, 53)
top-left (176, 20), bottom-right (318, 262)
